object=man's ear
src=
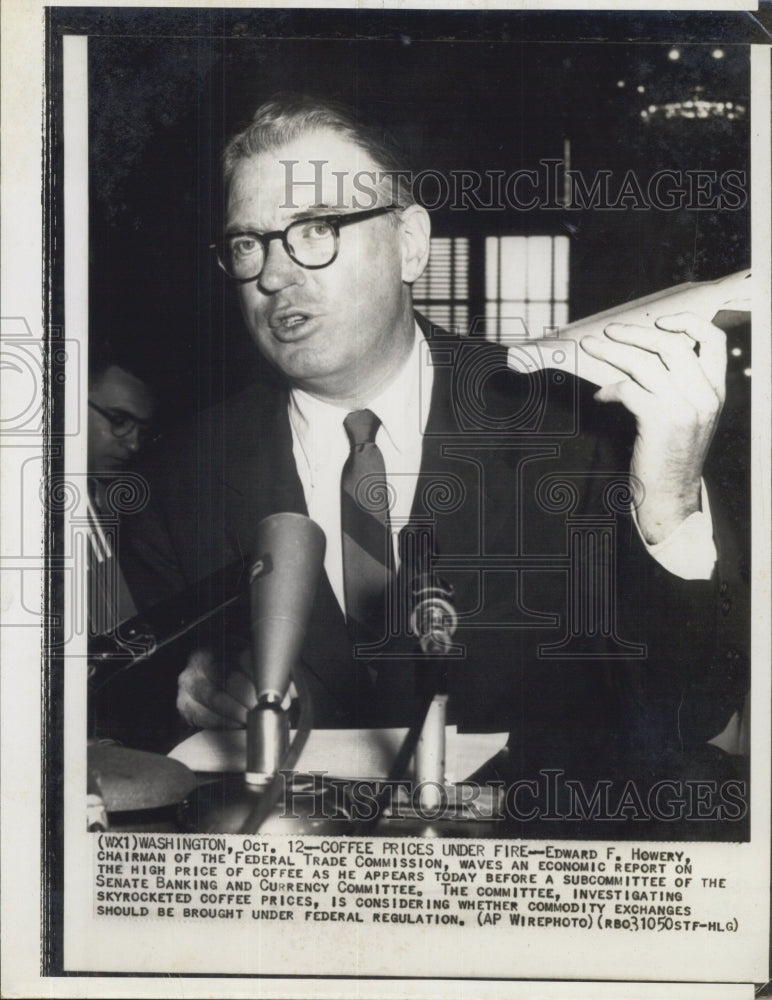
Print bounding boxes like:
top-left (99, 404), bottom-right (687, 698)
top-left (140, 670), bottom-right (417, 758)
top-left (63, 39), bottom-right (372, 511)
top-left (398, 204), bottom-right (431, 284)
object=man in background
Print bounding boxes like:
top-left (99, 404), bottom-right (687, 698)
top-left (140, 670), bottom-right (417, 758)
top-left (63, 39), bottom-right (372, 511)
top-left (88, 356), bottom-right (155, 477)
top-left (87, 343), bottom-right (174, 750)
top-left (87, 346), bottom-right (155, 634)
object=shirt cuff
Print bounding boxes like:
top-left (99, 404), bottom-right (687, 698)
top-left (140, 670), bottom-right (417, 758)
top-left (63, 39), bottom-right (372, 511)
top-left (632, 482), bottom-right (717, 580)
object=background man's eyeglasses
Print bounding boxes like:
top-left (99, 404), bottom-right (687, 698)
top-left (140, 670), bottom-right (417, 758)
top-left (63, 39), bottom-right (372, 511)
top-left (211, 204), bottom-right (401, 282)
top-left (88, 400), bottom-right (154, 442)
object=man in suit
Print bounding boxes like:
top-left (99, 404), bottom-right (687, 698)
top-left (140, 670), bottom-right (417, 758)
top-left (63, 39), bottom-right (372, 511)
top-left (125, 95), bottom-right (746, 825)
top-left (87, 347), bottom-right (156, 632)
top-left (86, 345), bottom-right (170, 748)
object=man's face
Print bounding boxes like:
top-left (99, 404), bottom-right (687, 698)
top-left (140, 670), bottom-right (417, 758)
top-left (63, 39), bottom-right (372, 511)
top-left (226, 129), bottom-right (417, 405)
top-left (88, 365), bottom-right (155, 473)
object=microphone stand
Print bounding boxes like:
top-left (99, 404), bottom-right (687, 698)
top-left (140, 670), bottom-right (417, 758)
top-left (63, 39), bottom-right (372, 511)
top-left (350, 577), bottom-right (503, 835)
top-left (237, 664), bottom-right (315, 834)
top-left (408, 666), bottom-right (501, 826)
top-left (411, 579), bottom-right (455, 815)
top-left (404, 579), bottom-right (501, 826)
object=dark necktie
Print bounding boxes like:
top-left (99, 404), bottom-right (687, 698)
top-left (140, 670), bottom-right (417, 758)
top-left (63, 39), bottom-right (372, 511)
top-left (341, 409), bottom-right (394, 639)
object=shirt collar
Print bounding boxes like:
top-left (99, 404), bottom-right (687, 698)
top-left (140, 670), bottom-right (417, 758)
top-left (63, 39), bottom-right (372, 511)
top-left (365, 322), bottom-right (429, 454)
top-left (289, 321), bottom-right (431, 468)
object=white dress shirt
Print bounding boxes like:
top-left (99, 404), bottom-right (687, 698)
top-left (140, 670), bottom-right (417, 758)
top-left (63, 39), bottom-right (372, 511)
top-left (289, 325), bottom-right (433, 613)
top-left (289, 325), bottom-right (715, 615)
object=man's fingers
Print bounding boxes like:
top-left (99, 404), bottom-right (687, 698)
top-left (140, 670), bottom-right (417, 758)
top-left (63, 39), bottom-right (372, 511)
top-left (185, 647), bottom-right (219, 680)
top-left (593, 378), bottom-right (653, 417)
top-left (206, 687), bottom-right (250, 726)
top-left (176, 688), bottom-right (244, 730)
top-left (593, 369), bottom-right (717, 436)
top-left (177, 649), bottom-right (250, 728)
top-left (602, 321), bottom-right (697, 369)
top-left (581, 336), bottom-right (672, 395)
top-left (654, 312), bottom-right (727, 402)
top-left (599, 323), bottom-right (721, 415)
top-left (582, 313), bottom-right (726, 411)
top-left (177, 677), bottom-right (249, 727)
top-left (224, 669), bottom-right (258, 710)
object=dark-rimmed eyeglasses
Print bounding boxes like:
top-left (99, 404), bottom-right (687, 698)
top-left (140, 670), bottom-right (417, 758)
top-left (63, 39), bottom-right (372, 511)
top-left (88, 400), bottom-right (154, 443)
top-left (211, 204), bottom-right (402, 283)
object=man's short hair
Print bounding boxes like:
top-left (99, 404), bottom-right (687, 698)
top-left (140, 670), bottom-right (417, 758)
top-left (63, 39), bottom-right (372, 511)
top-left (88, 338), bottom-right (154, 395)
top-left (222, 92), bottom-right (415, 211)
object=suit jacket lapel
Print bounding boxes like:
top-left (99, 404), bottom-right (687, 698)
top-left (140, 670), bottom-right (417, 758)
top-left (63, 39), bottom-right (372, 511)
top-left (410, 330), bottom-right (519, 569)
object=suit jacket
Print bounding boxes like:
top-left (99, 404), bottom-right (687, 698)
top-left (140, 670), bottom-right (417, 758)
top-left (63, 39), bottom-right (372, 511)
top-left (123, 322), bottom-right (748, 783)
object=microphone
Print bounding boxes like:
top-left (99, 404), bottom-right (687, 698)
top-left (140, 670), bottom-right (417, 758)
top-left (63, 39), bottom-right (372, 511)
top-left (246, 512), bottom-right (326, 785)
top-left (410, 575), bottom-right (458, 656)
top-left (249, 512), bottom-right (326, 704)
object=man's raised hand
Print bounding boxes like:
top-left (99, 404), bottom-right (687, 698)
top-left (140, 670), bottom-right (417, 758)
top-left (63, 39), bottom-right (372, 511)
top-left (581, 312), bottom-right (726, 545)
